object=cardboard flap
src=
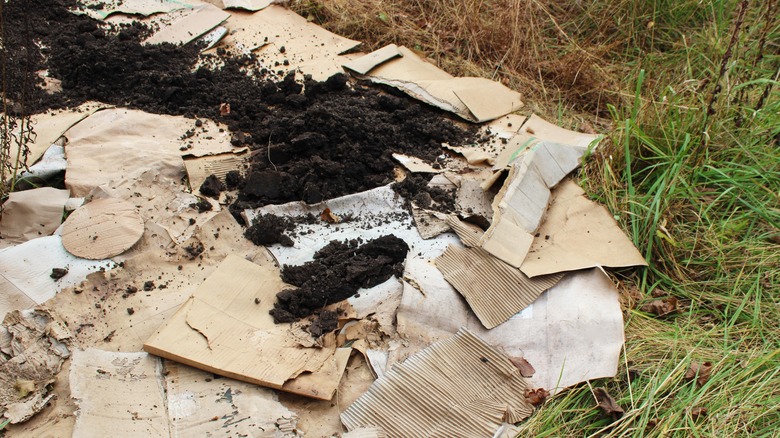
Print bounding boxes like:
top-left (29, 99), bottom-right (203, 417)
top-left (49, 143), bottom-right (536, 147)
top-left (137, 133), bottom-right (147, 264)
top-left (143, 4), bottom-right (230, 46)
top-left (520, 179), bottom-right (647, 277)
top-left (0, 187), bottom-right (69, 244)
top-left (222, 0), bottom-right (273, 11)
top-left (341, 328), bottom-right (534, 435)
top-left (450, 77), bottom-right (524, 123)
top-left (343, 44), bottom-right (402, 75)
top-left (144, 254), bottom-right (348, 400)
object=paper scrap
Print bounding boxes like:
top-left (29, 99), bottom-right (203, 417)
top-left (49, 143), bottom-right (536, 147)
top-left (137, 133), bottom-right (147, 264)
top-left (395, 259), bottom-right (624, 393)
top-left (144, 254), bottom-right (350, 400)
top-left (349, 45), bottom-right (523, 122)
top-left (436, 244), bottom-right (563, 329)
top-left (143, 4), bottom-right (230, 46)
top-left (0, 236), bottom-right (114, 318)
top-left (70, 349), bottom-right (168, 437)
top-left (341, 328), bottom-right (534, 436)
top-left (61, 197), bottom-right (145, 260)
top-left (0, 308), bottom-right (72, 424)
top-left (0, 187), bottom-right (69, 244)
top-left (520, 179), bottom-right (648, 277)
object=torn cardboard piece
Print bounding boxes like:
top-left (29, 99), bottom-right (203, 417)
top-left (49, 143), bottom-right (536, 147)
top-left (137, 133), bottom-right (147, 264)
top-left (345, 45), bottom-right (523, 122)
top-left (392, 153), bottom-right (441, 173)
top-left (343, 427), bottom-right (388, 438)
top-left (436, 244), bottom-right (563, 329)
top-left (0, 236), bottom-right (114, 318)
top-left (60, 197), bottom-right (145, 260)
top-left (143, 3), bottom-right (230, 46)
top-left (73, 0), bottom-right (190, 20)
top-left (0, 187), bottom-right (69, 244)
top-left (144, 254), bottom-right (350, 400)
top-left (395, 259), bottom-right (624, 393)
top-left (64, 108), bottom-right (233, 197)
top-left (70, 349), bottom-right (168, 437)
top-left (341, 328), bottom-right (534, 436)
top-left (184, 150), bottom-right (249, 193)
top-left (521, 179), bottom-right (647, 277)
top-left (0, 308), bottom-right (72, 424)
top-left (222, 0), bottom-right (274, 11)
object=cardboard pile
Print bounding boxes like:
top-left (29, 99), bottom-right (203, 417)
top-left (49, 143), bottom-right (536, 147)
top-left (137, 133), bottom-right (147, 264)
top-left (0, 1), bottom-right (648, 436)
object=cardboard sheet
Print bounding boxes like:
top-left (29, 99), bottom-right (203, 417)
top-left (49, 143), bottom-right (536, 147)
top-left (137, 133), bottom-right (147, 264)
top-left (143, 3), bottom-right (230, 46)
top-left (343, 44), bottom-right (402, 75)
top-left (347, 45), bottom-right (523, 122)
top-left (144, 254), bottom-right (350, 400)
top-left (74, 0), bottom-right (190, 20)
top-left (64, 108), bottom-right (233, 197)
top-left (222, 0), bottom-right (273, 11)
top-left (0, 236), bottom-right (114, 318)
top-left (184, 150), bottom-right (249, 192)
top-left (70, 349), bottom-right (168, 437)
top-left (245, 185), bottom-right (460, 267)
top-left (341, 329), bottom-right (534, 436)
top-left (0, 309), bottom-right (72, 424)
top-left (521, 179), bottom-right (647, 277)
top-left (61, 197), bottom-right (145, 260)
top-left (0, 187), bottom-right (69, 244)
top-left (395, 259), bottom-right (624, 393)
top-left (392, 153), bottom-right (441, 173)
top-left (436, 245), bottom-right (563, 329)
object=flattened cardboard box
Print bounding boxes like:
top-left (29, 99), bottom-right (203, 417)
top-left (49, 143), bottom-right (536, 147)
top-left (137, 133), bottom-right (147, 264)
top-left (144, 254), bottom-right (350, 400)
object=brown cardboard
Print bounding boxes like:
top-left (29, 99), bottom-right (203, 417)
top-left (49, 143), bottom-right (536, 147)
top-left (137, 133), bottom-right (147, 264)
top-left (60, 197), bottom-right (145, 260)
top-left (341, 328), bottom-right (534, 436)
top-left (64, 108), bottom-right (233, 197)
top-left (0, 187), bottom-right (69, 244)
top-left (69, 349), bottom-right (168, 437)
top-left (75, 0), bottom-right (188, 20)
top-left (395, 259), bottom-right (624, 394)
top-left (144, 254), bottom-right (350, 400)
top-left (143, 4), bottom-right (230, 46)
top-left (343, 44), bottom-right (402, 75)
top-left (520, 179), bottom-right (647, 277)
top-left (436, 244), bottom-right (563, 329)
top-left (348, 45), bottom-right (523, 122)
top-left (222, 0), bottom-right (273, 11)
top-left (184, 150), bottom-right (250, 193)
top-left (391, 153), bottom-right (441, 173)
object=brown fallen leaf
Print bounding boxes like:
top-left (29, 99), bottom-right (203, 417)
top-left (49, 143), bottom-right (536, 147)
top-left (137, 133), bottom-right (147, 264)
top-left (650, 288), bottom-right (667, 298)
top-left (320, 207), bottom-right (341, 224)
top-left (690, 406), bottom-right (708, 419)
top-left (685, 361), bottom-right (713, 386)
top-left (593, 387), bottom-right (624, 420)
top-left (524, 388), bottom-right (549, 406)
top-left (768, 234), bottom-right (780, 245)
top-left (641, 296), bottom-right (678, 317)
top-left (510, 356), bottom-right (536, 378)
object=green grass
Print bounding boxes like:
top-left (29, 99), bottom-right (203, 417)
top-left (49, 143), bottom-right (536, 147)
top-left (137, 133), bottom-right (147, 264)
top-left (297, 0), bottom-right (780, 435)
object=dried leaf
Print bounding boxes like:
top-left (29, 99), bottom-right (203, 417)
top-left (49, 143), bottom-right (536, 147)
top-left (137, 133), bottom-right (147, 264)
top-left (320, 207), bottom-right (341, 224)
top-left (690, 406), bottom-right (708, 419)
top-left (641, 297), bottom-right (678, 316)
top-left (768, 234), bottom-right (780, 245)
top-left (524, 388), bottom-right (549, 406)
top-left (510, 356), bottom-right (536, 378)
top-left (593, 387), bottom-right (624, 420)
top-left (684, 361), bottom-right (712, 386)
top-left (650, 288), bottom-right (667, 298)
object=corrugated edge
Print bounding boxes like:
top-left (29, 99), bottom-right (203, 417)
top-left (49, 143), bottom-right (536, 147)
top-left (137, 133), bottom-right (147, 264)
top-left (436, 245), bottom-right (563, 329)
top-left (341, 329), bottom-right (534, 437)
top-left (446, 215), bottom-right (483, 247)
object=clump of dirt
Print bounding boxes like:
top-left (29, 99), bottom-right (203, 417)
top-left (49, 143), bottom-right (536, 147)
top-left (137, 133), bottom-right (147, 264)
top-left (244, 214), bottom-right (296, 247)
top-left (392, 173), bottom-right (456, 212)
top-left (307, 310), bottom-right (339, 337)
top-left (199, 175), bottom-right (225, 198)
top-left (271, 235), bottom-right (409, 323)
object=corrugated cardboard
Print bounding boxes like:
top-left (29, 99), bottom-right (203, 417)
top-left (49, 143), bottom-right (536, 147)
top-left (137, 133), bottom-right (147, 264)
top-left (143, 3), bottom-right (230, 46)
top-left (0, 236), bottom-right (113, 317)
top-left (341, 328), bottom-right (534, 436)
top-left (144, 254), bottom-right (350, 400)
top-left (184, 150), bottom-right (249, 192)
top-left (446, 215), bottom-right (484, 247)
top-left (343, 427), bottom-right (388, 438)
top-left (70, 349), bottom-right (168, 437)
top-left (394, 259), bottom-right (624, 394)
top-left (346, 45), bottom-right (523, 122)
top-left (411, 206), bottom-right (450, 239)
top-left (64, 108), bottom-right (233, 197)
top-left (0, 187), bottom-right (69, 244)
top-left (436, 244), bottom-right (563, 329)
top-left (60, 197), bottom-right (145, 260)
top-left (0, 308), bottom-right (71, 424)
top-left (520, 179), bottom-right (647, 277)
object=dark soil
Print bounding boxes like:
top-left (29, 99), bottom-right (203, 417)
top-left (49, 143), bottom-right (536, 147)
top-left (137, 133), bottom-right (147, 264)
top-left (271, 235), bottom-right (408, 323)
top-left (199, 175), bottom-right (225, 198)
top-left (392, 173), bottom-right (456, 212)
top-left (244, 214), bottom-right (296, 247)
top-left (307, 310), bottom-right (339, 337)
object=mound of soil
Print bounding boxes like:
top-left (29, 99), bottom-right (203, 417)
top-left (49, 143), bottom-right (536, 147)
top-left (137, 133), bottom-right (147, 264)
top-left (271, 235), bottom-right (409, 323)
top-left (244, 214), bottom-right (296, 247)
